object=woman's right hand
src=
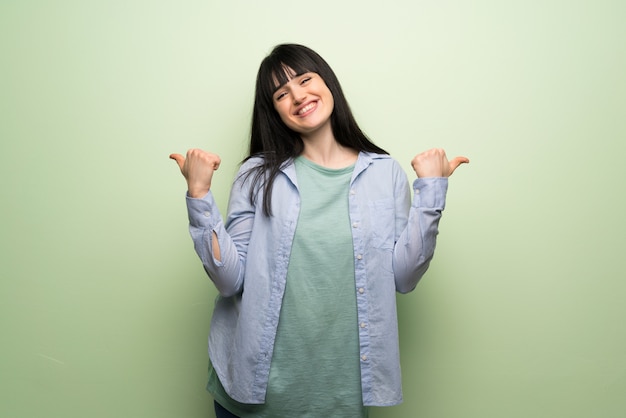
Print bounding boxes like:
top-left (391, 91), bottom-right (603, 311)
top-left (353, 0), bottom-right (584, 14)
top-left (169, 149), bottom-right (221, 198)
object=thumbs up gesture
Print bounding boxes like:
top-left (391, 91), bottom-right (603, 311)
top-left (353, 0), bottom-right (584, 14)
top-left (411, 148), bottom-right (469, 178)
top-left (169, 149), bottom-right (221, 198)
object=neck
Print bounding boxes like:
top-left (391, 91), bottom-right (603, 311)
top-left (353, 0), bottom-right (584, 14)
top-left (300, 132), bottom-right (358, 169)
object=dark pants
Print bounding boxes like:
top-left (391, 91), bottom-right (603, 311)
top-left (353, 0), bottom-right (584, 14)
top-left (214, 401), bottom-right (240, 418)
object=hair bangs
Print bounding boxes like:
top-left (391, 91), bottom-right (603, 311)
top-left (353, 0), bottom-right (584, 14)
top-left (257, 45), bottom-right (323, 102)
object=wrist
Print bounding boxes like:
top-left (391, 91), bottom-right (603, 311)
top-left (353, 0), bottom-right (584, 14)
top-left (188, 185), bottom-right (210, 199)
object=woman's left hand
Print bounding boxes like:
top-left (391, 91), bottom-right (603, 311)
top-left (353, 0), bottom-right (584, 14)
top-left (411, 148), bottom-right (469, 178)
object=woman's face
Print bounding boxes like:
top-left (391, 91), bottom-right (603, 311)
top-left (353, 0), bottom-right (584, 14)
top-left (272, 69), bottom-right (334, 138)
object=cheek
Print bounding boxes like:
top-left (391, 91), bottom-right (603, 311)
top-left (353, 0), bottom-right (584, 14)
top-left (322, 87), bottom-right (335, 112)
top-left (274, 103), bottom-right (289, 119)
top-left (274, 105), bottom-right (296, 128)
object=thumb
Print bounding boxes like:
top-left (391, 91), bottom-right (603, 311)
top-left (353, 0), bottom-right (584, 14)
top-left (448, 156), bottom-right (470, 176)
top-left (169, 153), bottom-right (185, 170)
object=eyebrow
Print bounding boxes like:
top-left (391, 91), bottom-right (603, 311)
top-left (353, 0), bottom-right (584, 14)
top-left (272, 71), bottom-right (310, 94)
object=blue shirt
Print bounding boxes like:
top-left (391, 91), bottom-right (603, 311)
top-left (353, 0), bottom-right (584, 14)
top-left (186, 152), bottom-right (448, 406)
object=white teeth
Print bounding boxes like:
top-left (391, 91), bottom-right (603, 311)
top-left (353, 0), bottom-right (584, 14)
top-left (298, 103), bottom-right (316, 115)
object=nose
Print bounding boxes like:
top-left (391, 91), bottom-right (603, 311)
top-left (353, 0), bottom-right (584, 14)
top-left (292, 86), bottom-right (306, 105)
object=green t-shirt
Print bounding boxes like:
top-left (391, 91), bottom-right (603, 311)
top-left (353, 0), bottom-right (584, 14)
top-left (208, 156), bottom-right (368, 418)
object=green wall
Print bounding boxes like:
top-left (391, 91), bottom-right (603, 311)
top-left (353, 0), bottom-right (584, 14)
top-left (2, 1), bottom-right (625, 417)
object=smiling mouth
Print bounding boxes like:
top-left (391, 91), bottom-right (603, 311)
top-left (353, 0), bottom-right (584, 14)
top-left (297, 102), bottom-right (316, 115)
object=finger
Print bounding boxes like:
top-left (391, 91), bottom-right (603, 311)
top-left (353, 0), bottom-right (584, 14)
top-left (448, 156), bottom-right (469, 176)
top-left (169, 153), bottom-right (185, 170)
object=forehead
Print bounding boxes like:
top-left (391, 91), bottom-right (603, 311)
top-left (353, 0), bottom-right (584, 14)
top-left (272, 65), bottom-right (299, 89)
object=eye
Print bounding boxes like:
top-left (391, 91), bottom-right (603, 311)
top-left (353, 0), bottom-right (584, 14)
top-left (274, 91), bottom-right (287, 101)
top-left (300, 76), bottom-right (312, 85)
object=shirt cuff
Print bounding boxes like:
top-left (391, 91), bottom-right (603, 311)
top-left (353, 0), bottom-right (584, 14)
top-left (412, 177), bottom-right (448, 209)
top-left (186, 191), bottom-right (222, 229)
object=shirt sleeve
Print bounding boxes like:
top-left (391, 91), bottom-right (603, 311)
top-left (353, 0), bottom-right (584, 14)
top-left (186, 165), bottom-right (257, 297)
top-left (392, 169), bottom-right (449, 293)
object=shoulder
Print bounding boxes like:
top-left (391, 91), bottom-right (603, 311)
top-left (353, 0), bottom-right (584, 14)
top-left (235, 155), bottom-right (271, 182)
top-left (360, 152), bottom-right (403, 171)
top-left (239, 155), bottom-right (265, 171)
top-left (235, 154), bottom-right (297, 190)
top-left (358, 152), bottom-right (409, 188)
top-left (238, 154), bottom-right (295, 171)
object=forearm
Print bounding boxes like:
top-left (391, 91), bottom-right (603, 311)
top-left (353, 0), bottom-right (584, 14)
top-left (393, 177), bottom-right (448, 293)
top-left (187, 192), bottom-right (246, 297)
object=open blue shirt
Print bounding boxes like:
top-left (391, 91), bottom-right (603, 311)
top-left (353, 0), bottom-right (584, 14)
top-left (185, 152), bottom-right (448, 406)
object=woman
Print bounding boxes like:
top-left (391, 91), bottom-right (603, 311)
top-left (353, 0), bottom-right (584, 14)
top-left (170, 44), bottom-right (468, 418)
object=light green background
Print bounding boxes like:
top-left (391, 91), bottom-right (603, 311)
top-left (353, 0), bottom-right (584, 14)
top-left (1, 1), bottom-right (625, 417)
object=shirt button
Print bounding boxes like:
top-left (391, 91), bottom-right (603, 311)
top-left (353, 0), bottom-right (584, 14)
top-left (350, 190), bottom-right (356, 195)
top-left (361, 355), bottom-right (368, 361)
top-left (358, 288), bottom-right (365, 294)
top-left (203, 211), bottom-right (211, 217)
top-left (360, 322), bottom-right (367, 328)
top-left (414, 188), bottom-right (420, 194)
top-left (356, 254), bottom-right (363, 260)
top-left (352, 222), bottom-right (358, 228)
